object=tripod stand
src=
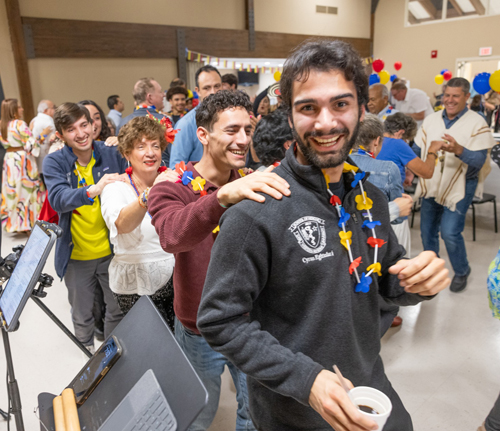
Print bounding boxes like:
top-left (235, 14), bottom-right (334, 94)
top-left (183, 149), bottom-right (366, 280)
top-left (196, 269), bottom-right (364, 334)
top-left (1, 273), bottom-right (92, 431)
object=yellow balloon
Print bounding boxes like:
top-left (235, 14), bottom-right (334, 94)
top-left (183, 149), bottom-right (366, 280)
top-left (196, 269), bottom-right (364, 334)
top-left (378, 70), bottom-right (390, 85)
top-left (490, 70), bottom-right (500, 92)
top-left (274, 70), bottom-right (281, 82)
top-left (435, 74), bottom-right (444, 85)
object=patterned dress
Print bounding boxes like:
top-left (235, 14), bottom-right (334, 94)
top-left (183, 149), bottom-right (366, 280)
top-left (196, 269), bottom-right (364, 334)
top-left (1, 120), bottom-right (41, 232)
top-left (488, 247), bottom-right (500, 320)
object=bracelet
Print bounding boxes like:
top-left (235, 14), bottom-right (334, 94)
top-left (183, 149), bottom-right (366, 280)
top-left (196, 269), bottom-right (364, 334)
top-left (428, 152), bottom-right (438, 159)
top-left (138, 187), bottom-right (151, 209)
top-left (86, 187), bottom-right (95, 204)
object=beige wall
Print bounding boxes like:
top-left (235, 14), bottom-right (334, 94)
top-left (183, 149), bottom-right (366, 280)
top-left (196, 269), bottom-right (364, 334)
top-left (3, 0), bottom-right (373, 118)
top-left (28, 58), bottom-right (178, 116)
top-left (0, 0), bottom-right (20, 100)
top-left (374, 0), bottom-right (500, 97)
top-left (19, 0), bottom-right (246, 30)
top-left (255, 0), bottom-right (371, 39)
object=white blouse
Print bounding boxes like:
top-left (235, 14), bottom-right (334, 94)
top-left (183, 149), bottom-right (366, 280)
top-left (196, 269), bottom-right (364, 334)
top-left (101, 181), bottom-right (175, 295)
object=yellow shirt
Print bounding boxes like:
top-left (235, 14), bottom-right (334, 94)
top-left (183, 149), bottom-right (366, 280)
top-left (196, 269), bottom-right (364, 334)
top-left (70, 157), bottom-right (111, 260)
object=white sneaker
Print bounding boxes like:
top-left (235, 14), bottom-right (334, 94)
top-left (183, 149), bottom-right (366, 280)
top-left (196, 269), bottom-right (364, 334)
top-left (85, 344), bottom-right (95, 355)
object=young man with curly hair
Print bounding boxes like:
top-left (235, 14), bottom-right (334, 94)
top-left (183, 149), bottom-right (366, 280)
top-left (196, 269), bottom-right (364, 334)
top-left (148, 90), bottom-right (290, 430)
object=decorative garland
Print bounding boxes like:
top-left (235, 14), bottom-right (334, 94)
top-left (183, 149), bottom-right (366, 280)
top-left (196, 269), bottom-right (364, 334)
top-left (74, 149), bottom-right (96, 204)
top-left (324, 161), bottom-right (385, 293)
top-left (146, 113), bottom-right (178, 144)
top-left (174, 161), bottom-right (247, 234)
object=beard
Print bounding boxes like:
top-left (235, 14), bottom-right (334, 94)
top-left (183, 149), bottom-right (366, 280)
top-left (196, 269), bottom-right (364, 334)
top-left (291, 113), bottom-right (361, 169)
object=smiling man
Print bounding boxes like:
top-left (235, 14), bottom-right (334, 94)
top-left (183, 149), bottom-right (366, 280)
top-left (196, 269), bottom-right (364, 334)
top-left (414, 77), bottom-right (495, 293)
top-left (169, 65), bottom-right (223, 168)
top-left (367, 83), bottom-right (398, 121)
top-left (197, 40), bottom-right (450, 431)
top-left (43, 102), bottom-right (126, 352)
top-left (148, 90), bottom-right (290, 431)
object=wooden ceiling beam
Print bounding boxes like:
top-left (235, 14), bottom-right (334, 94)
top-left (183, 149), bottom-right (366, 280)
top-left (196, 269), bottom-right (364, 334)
top-left (408, 10), bottom-right (420, 24)
top-left (418, 0), bottom-right (437, 18)
top-left (469, 0), bottom-right (486, 15)
top-left (448, 0), bottom-right (464, 15)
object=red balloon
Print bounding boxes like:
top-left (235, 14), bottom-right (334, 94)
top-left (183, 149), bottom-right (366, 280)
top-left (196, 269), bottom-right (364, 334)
top-left (372, 59), bottom-right (385, 73)
top-left (443, 70), bottom-right (453, 81)
top-left (394, 61), bottom-right (402, 71)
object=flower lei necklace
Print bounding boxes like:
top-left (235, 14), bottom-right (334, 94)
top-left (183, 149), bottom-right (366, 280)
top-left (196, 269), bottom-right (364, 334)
top-left (74, 149), bottom-right (96, 204)
top-left (324, 161), bottom-right (385, 293)
top-left (174, 161), bottom-right (247, 234)
top-left (136, 104), bottom-right (158, 113)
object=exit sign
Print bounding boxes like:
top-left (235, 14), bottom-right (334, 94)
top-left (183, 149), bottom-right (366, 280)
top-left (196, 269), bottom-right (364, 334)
top-left (479, 47), bottom-right (492, 56)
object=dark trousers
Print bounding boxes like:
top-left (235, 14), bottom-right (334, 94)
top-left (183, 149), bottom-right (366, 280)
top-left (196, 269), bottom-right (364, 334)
top-left (64, 255), bottom-right (123, 345)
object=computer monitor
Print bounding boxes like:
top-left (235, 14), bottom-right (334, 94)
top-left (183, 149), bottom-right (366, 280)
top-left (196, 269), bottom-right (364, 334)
top-left (0, 222), bottom-right (56, 331)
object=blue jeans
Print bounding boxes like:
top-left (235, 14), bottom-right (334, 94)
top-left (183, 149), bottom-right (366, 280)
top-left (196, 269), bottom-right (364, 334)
top-left (174, 318), bottom-right (256, 431)
top-left (420, 178), bottom-right (477, 276)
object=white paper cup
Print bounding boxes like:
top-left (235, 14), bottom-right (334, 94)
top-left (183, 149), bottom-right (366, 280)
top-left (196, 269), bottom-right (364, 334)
top-left (349, 386), bottom-right (392, 430)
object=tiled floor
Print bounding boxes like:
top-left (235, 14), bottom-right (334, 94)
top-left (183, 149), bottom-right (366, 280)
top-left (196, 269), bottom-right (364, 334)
top-left (0, 162), bottom-right (499, 431)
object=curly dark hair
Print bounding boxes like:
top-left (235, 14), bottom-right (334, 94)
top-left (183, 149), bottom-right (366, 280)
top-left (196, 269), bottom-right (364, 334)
top-left (280, 39), bottom-right (368, 113)
top-left (384, 112), bottom-right (418, 141)
top-left (253, 108), bottom-right (293, 166)
top-left (166, 86), bottom-right (189, 101)
top-left (117, 116), bottom-right (168, 157)
top-left (196, 90), bottom-right (252, 131)
top-left (78, 99), bottom-right (112, 140)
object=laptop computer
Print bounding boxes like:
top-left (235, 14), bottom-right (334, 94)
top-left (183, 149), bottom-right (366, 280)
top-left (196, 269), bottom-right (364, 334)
top-left (98, 369), bottom-right (176, 431)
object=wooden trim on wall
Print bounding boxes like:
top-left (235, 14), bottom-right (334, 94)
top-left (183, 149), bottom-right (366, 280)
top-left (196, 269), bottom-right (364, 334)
top-left (6, 0), bottom-right (35, 121)
top-left (21, 17), bottom-right (371, 60)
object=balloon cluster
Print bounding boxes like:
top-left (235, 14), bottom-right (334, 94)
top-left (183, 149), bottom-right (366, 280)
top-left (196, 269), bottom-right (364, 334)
top-left (369, 60), bottom-right (403, 86)
top-left (434, 69), bottom-right (453, 85)
top-left (473, 70), bottom-right (500, 94)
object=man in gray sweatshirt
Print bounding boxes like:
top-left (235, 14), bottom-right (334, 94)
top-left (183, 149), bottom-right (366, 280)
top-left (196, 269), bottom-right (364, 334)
top-left (198, 40), bottom-right (450, 431)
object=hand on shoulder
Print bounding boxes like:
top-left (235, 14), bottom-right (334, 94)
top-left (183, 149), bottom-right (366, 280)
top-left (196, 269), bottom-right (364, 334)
top-left (217, 165), bottom-right (290, 207)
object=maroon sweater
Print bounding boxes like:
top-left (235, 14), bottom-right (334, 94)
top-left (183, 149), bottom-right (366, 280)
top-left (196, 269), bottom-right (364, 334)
top-left (148, 162), bottom-right (239, 334)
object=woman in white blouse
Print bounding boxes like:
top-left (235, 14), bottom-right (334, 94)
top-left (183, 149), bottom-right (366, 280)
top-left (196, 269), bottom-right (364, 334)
top-left (101, 116), bottom-right (175, 330)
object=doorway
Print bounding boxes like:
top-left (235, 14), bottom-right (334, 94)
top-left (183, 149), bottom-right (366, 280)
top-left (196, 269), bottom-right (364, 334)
top-left (456, 56), bottom-right (500, 82)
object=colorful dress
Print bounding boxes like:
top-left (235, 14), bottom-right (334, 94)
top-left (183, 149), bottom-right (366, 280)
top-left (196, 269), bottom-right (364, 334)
top-left (0, 120), bottom-right (41, 232)
top-left (487, 247), bottom-right (500, 320)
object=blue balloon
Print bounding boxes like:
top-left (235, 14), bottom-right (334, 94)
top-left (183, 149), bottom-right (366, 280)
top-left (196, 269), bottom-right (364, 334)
top-left (473, 74), bottom-right (491, 95)
top-left (440, 69), bottom-right (448, 75)
top-left (369, 73), bottom-right (380, 85)
top-left (390, 74), bottom-right (397, 82)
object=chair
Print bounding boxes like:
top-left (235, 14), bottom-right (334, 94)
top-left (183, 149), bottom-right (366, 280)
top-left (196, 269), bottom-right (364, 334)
top-left (470, 193), bottom-right (498, 241)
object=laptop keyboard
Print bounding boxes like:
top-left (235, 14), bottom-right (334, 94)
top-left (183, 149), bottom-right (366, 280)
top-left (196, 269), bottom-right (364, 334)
top-left (130, 391), bottom-right (176, 431)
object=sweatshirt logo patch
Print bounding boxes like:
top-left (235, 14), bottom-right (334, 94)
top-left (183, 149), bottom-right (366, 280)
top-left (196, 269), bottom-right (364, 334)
top-left (289, 216), bottom-right (327, 254)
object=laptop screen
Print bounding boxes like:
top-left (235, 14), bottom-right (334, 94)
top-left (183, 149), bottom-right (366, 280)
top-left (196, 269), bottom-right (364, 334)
top-left (0, 225), bottom-right (50, 326)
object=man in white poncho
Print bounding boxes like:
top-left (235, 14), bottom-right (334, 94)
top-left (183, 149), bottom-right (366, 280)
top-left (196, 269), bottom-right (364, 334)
top-left (414, 77), bottom-right (495, 293)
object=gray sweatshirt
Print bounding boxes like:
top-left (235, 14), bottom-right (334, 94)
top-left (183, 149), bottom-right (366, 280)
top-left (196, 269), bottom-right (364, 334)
top-left (198, 146), bottom-right (433, 430)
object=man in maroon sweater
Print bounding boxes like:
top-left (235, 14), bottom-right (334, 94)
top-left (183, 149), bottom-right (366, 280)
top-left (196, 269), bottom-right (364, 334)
top-left (148, 90), bottom-right (290, 430)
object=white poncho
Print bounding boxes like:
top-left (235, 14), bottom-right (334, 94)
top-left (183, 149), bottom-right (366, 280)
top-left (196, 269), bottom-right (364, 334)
top-left (414, 110), bottom-right (495, 211)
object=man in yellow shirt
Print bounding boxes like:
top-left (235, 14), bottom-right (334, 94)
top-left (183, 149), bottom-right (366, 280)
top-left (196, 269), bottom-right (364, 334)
top-left (44, 103), bottom-right (127, 353)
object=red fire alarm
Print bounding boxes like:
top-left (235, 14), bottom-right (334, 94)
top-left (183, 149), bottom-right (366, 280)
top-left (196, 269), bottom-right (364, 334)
top-left (431, 50), bottom-right (438, 58)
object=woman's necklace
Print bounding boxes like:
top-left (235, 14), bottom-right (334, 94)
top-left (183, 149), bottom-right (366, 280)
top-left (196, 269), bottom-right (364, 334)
top-left (128, 173), bottom-right (152, 218)
top-left (324, 162), bottom-right (385, 293)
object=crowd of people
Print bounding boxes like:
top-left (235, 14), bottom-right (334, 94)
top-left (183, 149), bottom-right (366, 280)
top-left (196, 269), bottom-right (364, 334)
top-left (1, 38), bottom-right (500, 431)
